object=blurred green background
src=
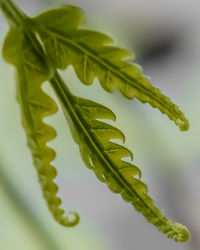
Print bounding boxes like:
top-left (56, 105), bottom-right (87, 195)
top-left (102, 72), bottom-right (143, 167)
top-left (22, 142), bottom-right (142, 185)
top-left (0, 0), bottom-right (200, 249)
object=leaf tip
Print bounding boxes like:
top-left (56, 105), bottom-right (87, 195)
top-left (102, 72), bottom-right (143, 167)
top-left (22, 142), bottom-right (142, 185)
top-left (59, 211), bottom-right (80, 227)
top-left (177, 118), bottom-right (189, 131)
top-left (171, 223), bottom-right (191, 242)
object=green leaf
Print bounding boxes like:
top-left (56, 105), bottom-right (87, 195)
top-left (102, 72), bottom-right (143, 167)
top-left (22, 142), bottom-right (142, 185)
top-left (50, 72), bottom-right (190, 242)
top-left (32, 5), bottom-right (189, 131)
top-left (0, 1), bottom-right (190, 241)
top-left (2, 28), bottom-right (79, 226)
top-left (2, 28), bottom-right (51, 81)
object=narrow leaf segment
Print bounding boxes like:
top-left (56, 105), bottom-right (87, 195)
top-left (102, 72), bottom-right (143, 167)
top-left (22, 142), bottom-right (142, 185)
top-left (32, 6), bottom-right (189, 131)
top-left (50, 72), bottom-right (190, 242)
top-left (2, 28), bottom-right (79, 226)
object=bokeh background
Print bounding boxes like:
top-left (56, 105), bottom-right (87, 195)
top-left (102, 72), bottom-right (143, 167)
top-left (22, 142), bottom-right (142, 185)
top-left (0, 0), bottom-right (200, 249)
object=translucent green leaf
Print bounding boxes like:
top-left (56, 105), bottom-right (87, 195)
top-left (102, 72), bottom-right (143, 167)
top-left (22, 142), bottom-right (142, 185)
top-left (0, 1), bottom-right (190, 241)
top-left (2, 28), bottom-right (51, 81)
top-left (50, 72), bottom-right (190, 242)
top-left (2, 28), bottom-right (79, 226)
top-left (32, 5), bottom-right (189, 131)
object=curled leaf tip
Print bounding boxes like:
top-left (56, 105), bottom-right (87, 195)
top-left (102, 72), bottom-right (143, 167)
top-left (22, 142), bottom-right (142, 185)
top-left (177, 118), bottom-right (189, 131)
top-left (58, 211), bottom-right (80, 227)
top-left (171, 223), bottom-right (190, 242)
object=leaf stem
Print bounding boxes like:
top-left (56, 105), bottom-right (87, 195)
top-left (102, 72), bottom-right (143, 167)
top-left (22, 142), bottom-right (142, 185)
top-left (0, 0), bottom-right (27, 26)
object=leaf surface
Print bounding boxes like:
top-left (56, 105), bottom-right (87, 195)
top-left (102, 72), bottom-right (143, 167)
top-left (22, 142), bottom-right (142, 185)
top-left (2, 28), bottom-right (79, 226)
top-left (32, 6), bottom-right (189, 131)
top-left (50, 72), bottom-right (190, 242)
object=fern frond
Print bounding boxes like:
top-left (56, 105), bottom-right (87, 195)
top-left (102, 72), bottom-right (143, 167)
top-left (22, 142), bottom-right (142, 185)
top-left (2, 28), bottom-right (79, 226)
top-left (50, 72), bottom-right (190, 242)
top-left (32, 5), bottom-right (189, 131)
